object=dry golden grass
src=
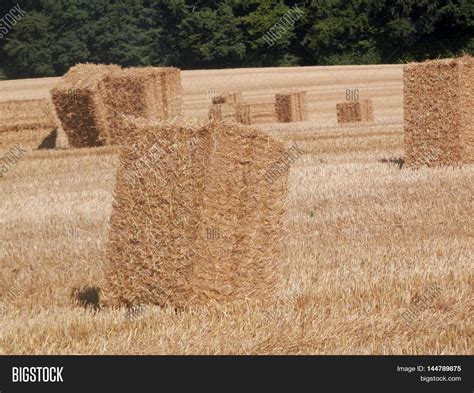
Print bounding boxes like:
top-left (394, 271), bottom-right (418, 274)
top-left (0, 129), bottom-right (53, 151)
top-left (0, 120), bottom-right (472, 354)
top-left (0, 64), bottom-right (471, 354)
top-left (0, 99), bottom-right (59, 151)
top-left (0, 77), bottom-right (59, 101)
top-left (0, 99), bottom-right (55, 131)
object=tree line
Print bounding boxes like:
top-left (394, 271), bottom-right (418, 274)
top-left (0, 0), bottom-right (472, 79)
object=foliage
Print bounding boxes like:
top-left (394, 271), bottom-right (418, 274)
top-left (0, 0), bottom-right (472, 78)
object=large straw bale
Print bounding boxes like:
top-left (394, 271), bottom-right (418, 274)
top-left (336, 99), bottom-right (373, 124)
top-left (236, 102), bottom-right (277, 125)
top-left (51, 63), bottom-right (121, 147)
top-left (275, 91), bottom-right (308, 122)
top-left (103, 119), bottom-right (288, 308)
top-left (52, 64), bottom-right (182, 148)
top-left (404, 55), bottom-right (474, 167)
top-left (101, 67), bottom-right (182, 132)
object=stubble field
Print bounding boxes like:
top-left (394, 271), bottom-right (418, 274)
top-left (0, 65), bottom-right (472, 354)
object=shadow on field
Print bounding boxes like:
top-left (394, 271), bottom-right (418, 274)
top-left (71, 286), bottom-right (101, 311)
top-left (379, 156), bottom-right (405, 169)
top-left (37, 128), bottom-right (57, 150)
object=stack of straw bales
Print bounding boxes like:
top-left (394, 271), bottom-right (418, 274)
top-left (209, 92), bottom-right (307, 125)
top-left (208, 93), bottom-right (277, 125)
top-left (275, 91), bottom-right (308, 122)
top-left (208, 103), bottom-right (240, 122)
top-left (236, 102), bottom-right (277, 125)
top-left (100, 67), bottom-right (182, 130)
top-left (404, 55), bottom-right (474, 167)
top-left (208, 91), bottom-right (242, 121)
top-left (336, 99), bottom-right (373, 124)
top-left (51, 64), bottom-right (182, 148)
top-left (103, 119), bottom-right (288, 309)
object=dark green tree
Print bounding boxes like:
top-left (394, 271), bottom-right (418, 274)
top-left (3, 10), bottom-right (55, 77)
top-left (91, 0), bottom-right (156, 67)
top-left (171, 1), bottom-right (246, 68)
top-left (236, 0), bottom-right (301, 66)
top-left (301, 0), bottom-right (381, 65)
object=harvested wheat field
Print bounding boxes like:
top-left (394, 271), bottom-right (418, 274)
top-left (0, 64), bottom-right (403, 126)
top-left (0, 99), bottom-right (62, 150)
top-left (0, 64), bottom-right (472, 355)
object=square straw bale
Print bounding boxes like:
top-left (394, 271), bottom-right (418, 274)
top-left (52, 65), bottom-right (182, 148)
top-left (94, 67), bottom-right (183, 137)
top-left (51, 63), bottom-right (121, 148)
top-left (404, 55), bottom-right (474, 167)
top-left (103, 119), bottom-right (288, 308)
top-left (236, 102), bottom-right (277, 125)
top-left (336, 99), bottom-right (373, 124)
top-left (275, 91), bottom-right (308, 122)
top-left (336, 101), bottom-right (360, 123)
top-left (208, 103), bottom-right (239, 121)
